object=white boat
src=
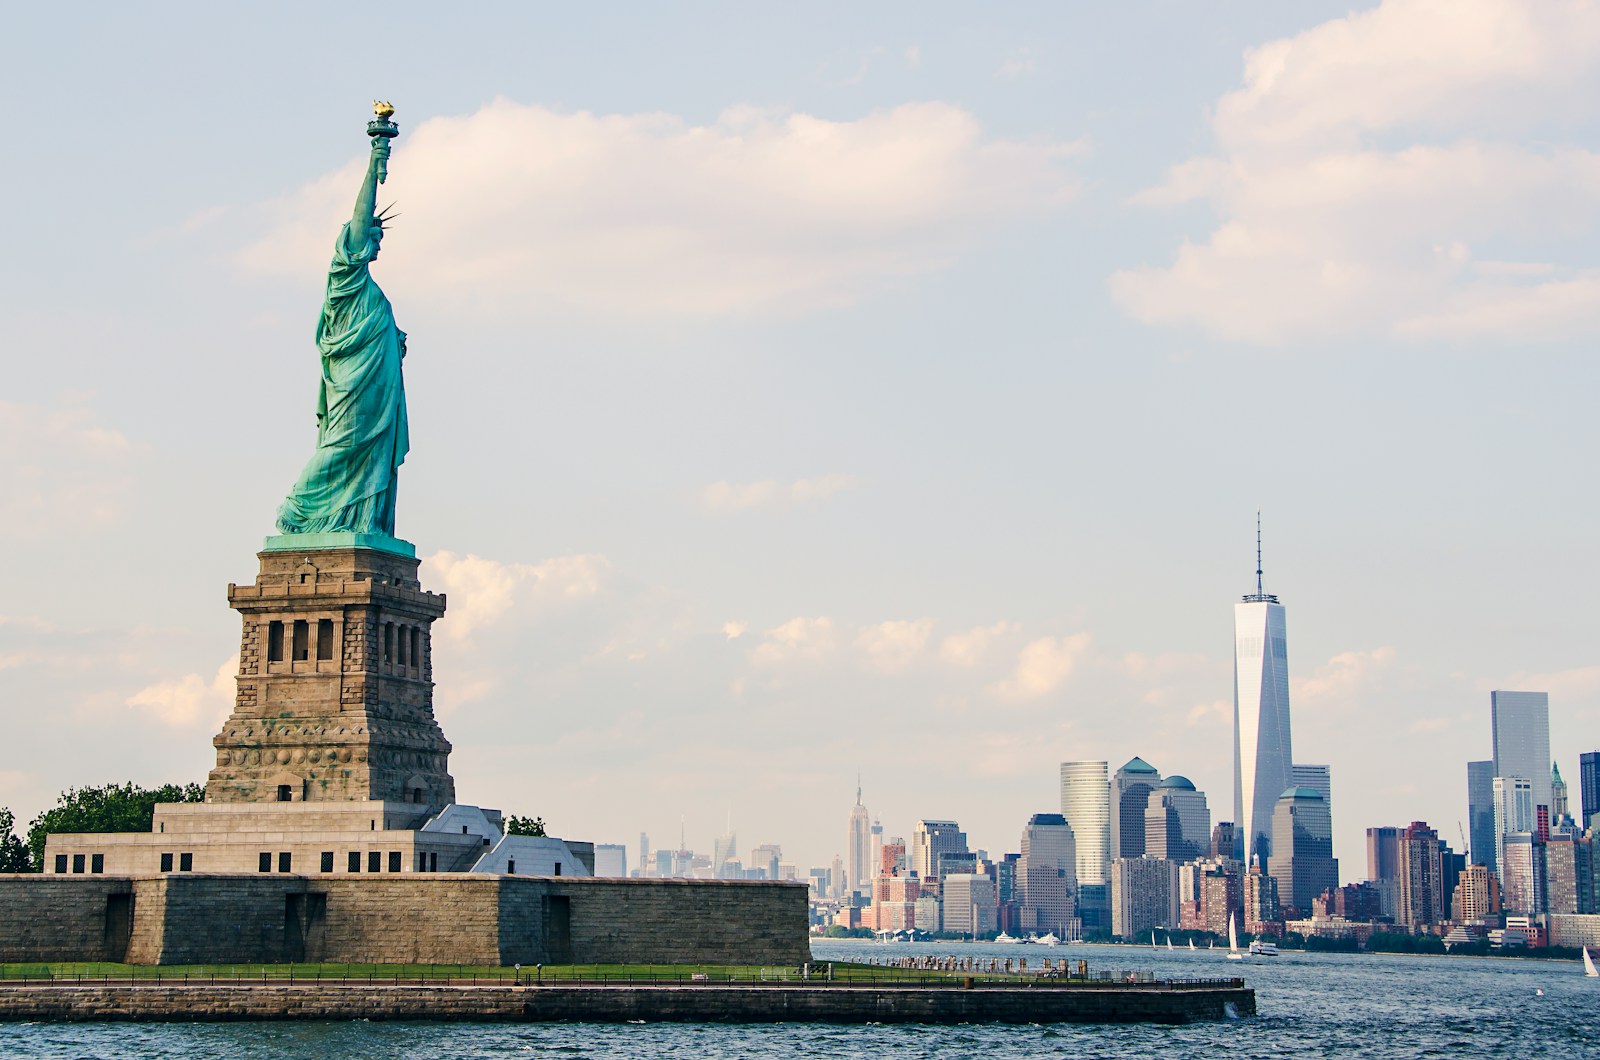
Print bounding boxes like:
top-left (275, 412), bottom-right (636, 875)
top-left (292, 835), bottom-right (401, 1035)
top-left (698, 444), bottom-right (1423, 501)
top-left (1151, 930), bottom-right (1158, 951)
top-left (1226, 913), bottom-right (1244, 961)
top-left (1584, 946), bottom-right (1598, 978)
top-left (1189, 939), bottom-right (1196, 952)
top-left (1249, 939), bottom-right (1280, 957)
top-left (1166, 937), bottom-right (1174, 952)
top-left (1036, 932), bottom-right (1061, 947)
top-left (994, 931), bottom-right (1021, 944)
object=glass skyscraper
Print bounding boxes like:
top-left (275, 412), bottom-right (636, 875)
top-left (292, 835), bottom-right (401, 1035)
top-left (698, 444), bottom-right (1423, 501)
top-left (1491, 690), bottom-right (1552, 809)
top-left (1233, 553), bottom-right (1293, 865)
top-left (1058, 761), bottom-right (1109, 886)
top-left (1466, 760), bottom-right (1496, 871)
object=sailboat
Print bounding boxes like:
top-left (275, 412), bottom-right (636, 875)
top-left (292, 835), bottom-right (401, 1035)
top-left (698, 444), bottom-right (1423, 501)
top-left (1166, 937), bottom-right (1174, 952)
top-left (1584, 946), bottom-right (1598, 978)
top-left (1189, 939), bottom-right (1196, 952)
top-left (1226, 913), bottom-right (1244, 961)
top-left (1151, 930), bottom-right (1158, 951)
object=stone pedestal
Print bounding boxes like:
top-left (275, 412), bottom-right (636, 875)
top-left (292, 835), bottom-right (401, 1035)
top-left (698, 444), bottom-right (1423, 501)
top-left (209, 546), bottom-right (456, 808)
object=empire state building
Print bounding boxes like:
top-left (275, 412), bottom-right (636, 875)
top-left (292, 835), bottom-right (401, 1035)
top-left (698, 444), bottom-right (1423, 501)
top-left (1233, 519), bottom-right (1294, 864)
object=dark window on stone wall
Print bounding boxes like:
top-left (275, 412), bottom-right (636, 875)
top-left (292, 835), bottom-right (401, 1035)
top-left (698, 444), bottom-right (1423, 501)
top-left (411, 628), bottom-right (422, 669)
top-left (388, 851), bottom-right (401, 873)
top-left (321, 851), bottom-right (334, 873)
top-left (91, 854), bottom-right (104, 874)
top-left (430, 852), bottom-right (438, 871)
top-left (349, 851), bottom-right (361, 872)
top-left (368, 851), bottom-right (381, 873)
top-left (277, 785), bottom-right (292, 802)
top-left (268, 621), bottom-right (284, 662)
top-left (160, 852), bottom-right (174, 872)
top-left (72, 854), bottom-right (84, 874)
top-left (292, 620), bottom-right (309, 661)
top-left (383, 622), bottom-right (394, 665)
top-left (179, 853), bottom-right (193, 872)
top-left (259, 852), bottom-right (272, 873)
top-left (54, 854), bottom-right (67, 874)
top-left (507, 858), bottom-right (515, 874)
top-left (278, 852), bottom-right (292, 873)
top-left (398, 625), bottom-right (408, 667)
top-left (554, 862), bottom-right (561, 876)
top-left (317, 619), bottom-right (334, 661)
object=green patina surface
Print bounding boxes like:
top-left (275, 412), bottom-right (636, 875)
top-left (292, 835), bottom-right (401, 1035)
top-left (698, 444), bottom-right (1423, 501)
top-left (274, 112), bottom-right (410, 541)
top-left (260, 532), bottom-right (416, 558)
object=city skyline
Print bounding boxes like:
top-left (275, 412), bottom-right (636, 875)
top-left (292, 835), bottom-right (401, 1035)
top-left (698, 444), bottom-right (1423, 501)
top-left (5, 2), bottom-right (1600, 878)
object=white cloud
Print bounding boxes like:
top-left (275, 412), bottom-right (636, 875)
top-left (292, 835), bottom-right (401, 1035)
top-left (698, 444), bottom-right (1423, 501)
top-left (721, 621), bottom-right (747, 640)
top-left (422, 550), bottom-right (609, 642)
top-left (0, 400), bottom-right (140, 533)
top-left (128, 656), bottom-right (236, 727)
top-left (1112, 0), bottom-right (1600, 344)
top-left (938, 622), bottom-right (1016, 667)
top-left (1292, 646), bottom-right (1397, 703)
top-left (701, 475), bottom-right (857, 512)
top-left (997, 49), bottom-right (1036, 79)
top-left (243, 99), bottom-right (1080, 318)
top-left (1186, 699), bottom-right (1231, 727)
top-left (993, 633), bottom-right (1090, 701)
top-left (855, 619), bottom-right (934, 673)
top-left (751, 617), bottom-right (837, 667)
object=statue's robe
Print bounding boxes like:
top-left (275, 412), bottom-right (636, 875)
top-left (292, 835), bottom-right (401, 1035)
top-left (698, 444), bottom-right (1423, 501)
top-left (276, 223), bottom-right (409, 535)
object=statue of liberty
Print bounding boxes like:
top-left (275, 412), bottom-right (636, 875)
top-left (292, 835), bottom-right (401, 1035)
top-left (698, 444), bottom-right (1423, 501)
top-left (275, 104), bottom-right (409, 539)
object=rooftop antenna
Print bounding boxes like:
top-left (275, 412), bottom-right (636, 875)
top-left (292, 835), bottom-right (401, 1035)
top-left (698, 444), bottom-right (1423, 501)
top-left (1256, 508), bottom-right (1264, 598)
top-left (1243, 508), bottom-right (1278, 604)
top-left (857, 772), bottom-right (863, 806)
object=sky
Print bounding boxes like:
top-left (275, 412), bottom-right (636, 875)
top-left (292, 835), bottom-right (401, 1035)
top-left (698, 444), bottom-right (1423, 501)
top-left (2, 1), bottom-right (1599, 883)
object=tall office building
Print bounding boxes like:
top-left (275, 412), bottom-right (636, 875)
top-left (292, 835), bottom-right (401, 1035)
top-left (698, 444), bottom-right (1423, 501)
top-left (1491, 690), bottom-right (1552, 808)
top-left (1499, 833), bottom-right (1545, 915)
top-left (1545, 832), bottom-right (1593, 915)
top-left (1581, 752), bottom-right (1600, 831)
top-left (1017, 813), bottom-right (1077, 937)
top-left (1111, 757), bottom-right (1162, 859)
top-left (1291, 764), bottom-right (1332, 817)
top-left (847, 783), bottom-right (871, 894)
top-left (638, 832), bottom-right (650, 877)
top-left (1268, 787), bottom-right (1337, 918)
top-left (870, 818), bottom-right (884, 884)
top-left (592, 843), bottom-right (628, 878)
top-left (1394, 822), bottom-right (1445, 929)
top-left (1452, 863), bottom-right (1500, 922)
top-left (1059, 761), bottom-right (1110, 886)
top-left (749, 843), bottom-right (782, 882)
top-left (1144, 777), bottom-right (1211, 862)
top-left (1492, 776), bottom-right (1534, 876)
top-left (1111, 857), bottom-right (1180, 940)
top-left (1466, 761), bottom-right (1496, 871)
top-left (941, 874), bottom-right (998, 937)
top-left (910, 819), bottom-right (967, 879)
top-left (1210, 822), bottom-right (1237, 861)
top-left (1552, 763), bottom-right (1569, 822)
top-left (1366, 825), bottom-right (1402, 918)
top-left (1234, 520), bottom-right (1294, 864)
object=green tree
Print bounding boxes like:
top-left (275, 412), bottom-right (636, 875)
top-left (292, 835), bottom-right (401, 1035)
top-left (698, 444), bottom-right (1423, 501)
top-left (504, 814), bottom-right (547, 837)
top-left (26, 781), bottom-right (203, 869)
top-left (0, 807), bottom-right (31, 873)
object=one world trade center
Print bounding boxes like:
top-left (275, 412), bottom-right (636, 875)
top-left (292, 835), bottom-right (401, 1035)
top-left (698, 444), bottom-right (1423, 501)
top-left (1233, 516), bottom-right (1294, 865)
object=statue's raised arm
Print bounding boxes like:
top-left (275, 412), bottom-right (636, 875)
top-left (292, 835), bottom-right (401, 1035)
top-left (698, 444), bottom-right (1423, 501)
top-left (273, 104), bottom-right (411, 542)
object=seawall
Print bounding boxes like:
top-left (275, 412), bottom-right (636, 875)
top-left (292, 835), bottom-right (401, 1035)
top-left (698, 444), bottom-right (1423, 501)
top-left (0, 981), bottom-right (1253, 1024)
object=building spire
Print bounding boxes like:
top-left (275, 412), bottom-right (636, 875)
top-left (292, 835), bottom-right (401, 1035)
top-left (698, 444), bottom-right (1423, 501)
top-left (857, 773), bottom-right (862, 807)
top-left (1256, 508), bottom-right (1263, 597)
top-left (1242, 509), bottom-right (1279, 604)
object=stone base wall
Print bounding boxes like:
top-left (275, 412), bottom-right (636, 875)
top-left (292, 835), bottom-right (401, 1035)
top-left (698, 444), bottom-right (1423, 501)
top-left (0, 877), bottom-right (135, 962)
top-left (0, 874), bottom-right (809, 967)
top-left (0, 982), bottom-right (1256, 1024)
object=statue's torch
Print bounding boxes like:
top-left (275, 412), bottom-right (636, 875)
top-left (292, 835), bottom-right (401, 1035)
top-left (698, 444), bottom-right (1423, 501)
top-left (367, 101), bottom-right (399, 184)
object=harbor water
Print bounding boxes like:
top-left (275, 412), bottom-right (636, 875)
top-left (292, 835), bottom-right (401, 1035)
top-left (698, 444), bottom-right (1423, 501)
top-left (1, 939), bottom-right (1594, 1058)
